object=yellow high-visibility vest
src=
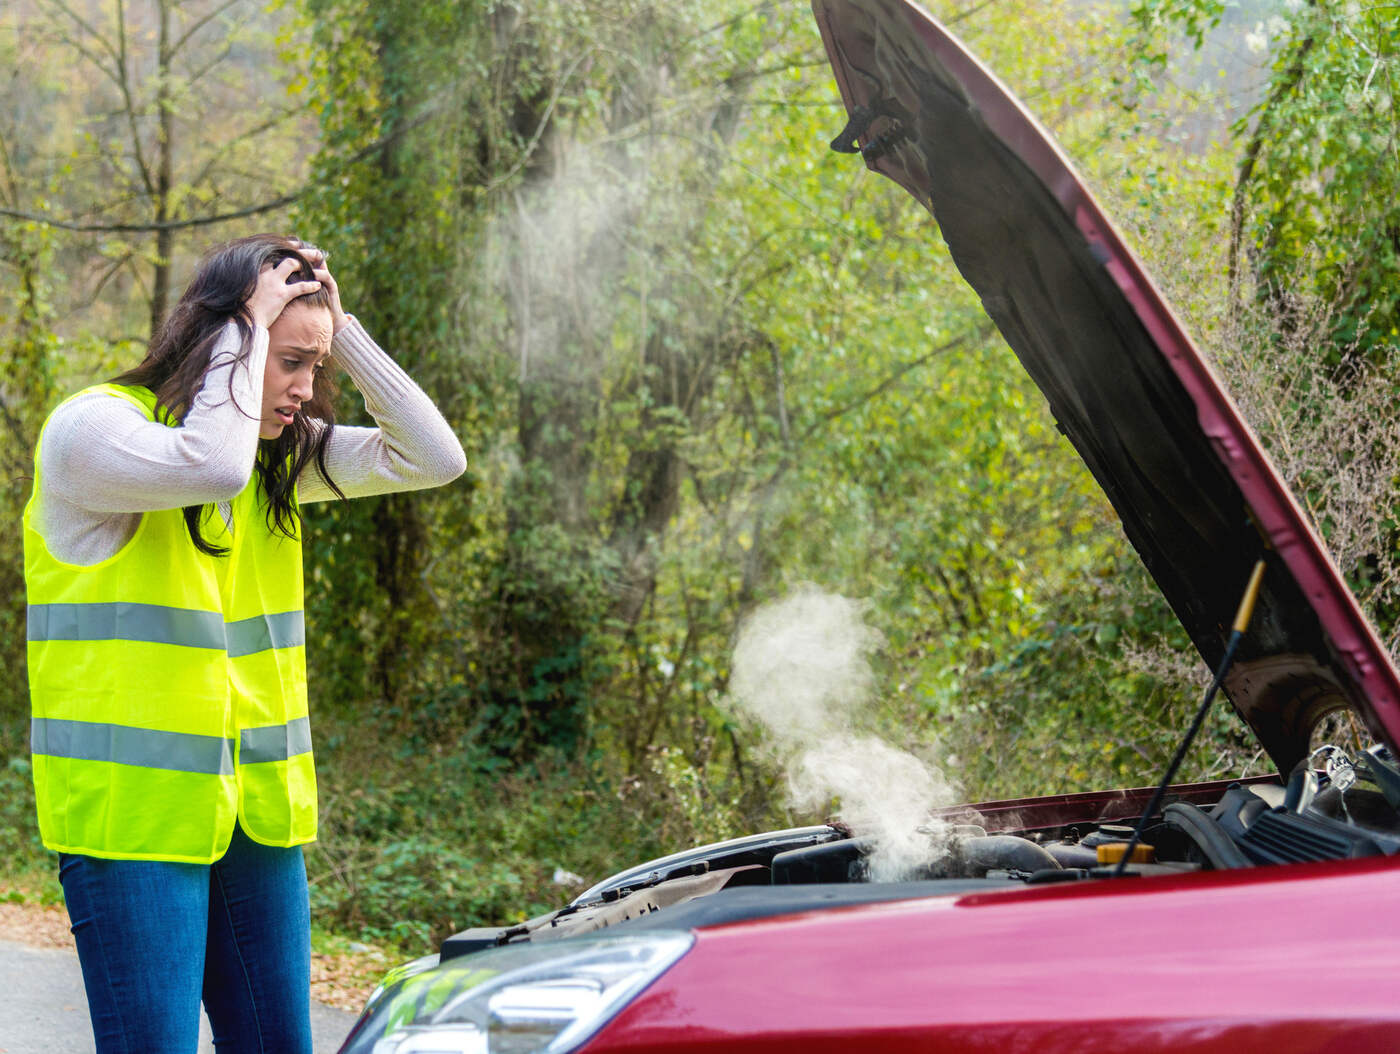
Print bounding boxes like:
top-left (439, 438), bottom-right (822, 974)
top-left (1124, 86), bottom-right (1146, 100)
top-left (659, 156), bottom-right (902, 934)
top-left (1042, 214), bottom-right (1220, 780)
top-left (24, 383), bottom-right (316, 863)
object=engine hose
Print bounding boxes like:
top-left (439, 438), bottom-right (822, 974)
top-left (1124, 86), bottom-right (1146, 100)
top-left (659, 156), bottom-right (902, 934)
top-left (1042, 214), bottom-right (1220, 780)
top-left (960, 835), bottom-right (1062, 875)
top-left (1162, 802), bottom-right (1251, 870)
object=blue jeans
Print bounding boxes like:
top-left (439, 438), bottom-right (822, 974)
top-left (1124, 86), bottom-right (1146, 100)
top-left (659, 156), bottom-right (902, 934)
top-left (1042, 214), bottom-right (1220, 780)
top-left (58, 822), bottom-right (313, 1054)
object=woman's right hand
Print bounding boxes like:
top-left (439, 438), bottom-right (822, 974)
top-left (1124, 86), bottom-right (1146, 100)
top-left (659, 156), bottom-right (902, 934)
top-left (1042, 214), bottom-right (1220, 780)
top-left (244, 257), bottom-right (321, 330)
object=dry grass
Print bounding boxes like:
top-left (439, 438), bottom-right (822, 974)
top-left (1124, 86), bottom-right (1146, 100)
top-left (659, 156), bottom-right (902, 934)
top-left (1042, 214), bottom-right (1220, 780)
top-left (0, 898), bottom-right (71, 949)
top-left (1212, 287), bottom-right (1400, 652)
top-left (1106, 161), bottom-right (1400, 673)
top-left (309, 937), bottom-right (390, 1010)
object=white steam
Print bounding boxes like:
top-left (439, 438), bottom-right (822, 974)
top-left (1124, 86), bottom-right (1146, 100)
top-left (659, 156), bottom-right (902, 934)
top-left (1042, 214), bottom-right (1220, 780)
top-left (728, 585), bottom-right (960, 881)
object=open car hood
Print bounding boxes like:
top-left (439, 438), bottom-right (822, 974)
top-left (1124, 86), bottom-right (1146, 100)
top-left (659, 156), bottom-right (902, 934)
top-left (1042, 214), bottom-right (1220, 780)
top-left (811, 0), bottom-right (1400, 772)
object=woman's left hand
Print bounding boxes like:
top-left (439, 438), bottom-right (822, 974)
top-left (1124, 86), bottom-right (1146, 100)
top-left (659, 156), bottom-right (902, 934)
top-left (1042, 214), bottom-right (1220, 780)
top-left (295, 240), bottom-right (352, 333)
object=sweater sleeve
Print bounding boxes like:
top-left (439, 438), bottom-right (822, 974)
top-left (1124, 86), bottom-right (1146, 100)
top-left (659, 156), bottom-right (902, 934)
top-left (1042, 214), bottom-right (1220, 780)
top-left (41, 322), bottom-right (267, 514)
top-left (297, 319), bottom-right (466, 503)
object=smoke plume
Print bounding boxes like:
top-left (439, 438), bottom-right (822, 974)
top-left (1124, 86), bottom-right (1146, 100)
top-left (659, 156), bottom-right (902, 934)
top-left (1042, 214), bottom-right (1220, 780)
top-left (728, 585), bottom-right (961, 881)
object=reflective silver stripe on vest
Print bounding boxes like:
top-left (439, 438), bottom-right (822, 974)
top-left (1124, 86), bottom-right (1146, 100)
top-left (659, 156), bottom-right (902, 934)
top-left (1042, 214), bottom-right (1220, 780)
top-left (239, 716), bottom-right (312, 764)
top-left (225, 611), bottom-right (305, 658)
top-left (31, 717), bottom-right (235, 776)
top-left (27, 603), bottom-right (225, 650)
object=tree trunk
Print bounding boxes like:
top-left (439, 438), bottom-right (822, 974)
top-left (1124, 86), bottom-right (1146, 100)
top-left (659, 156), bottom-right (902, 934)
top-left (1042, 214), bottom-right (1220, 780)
top-left (149, 0), bottom-right (175, 338)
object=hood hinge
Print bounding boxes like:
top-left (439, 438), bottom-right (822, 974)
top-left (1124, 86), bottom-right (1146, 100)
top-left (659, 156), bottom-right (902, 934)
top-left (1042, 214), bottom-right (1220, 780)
top-left (829, 98), bottom-right (912, 161)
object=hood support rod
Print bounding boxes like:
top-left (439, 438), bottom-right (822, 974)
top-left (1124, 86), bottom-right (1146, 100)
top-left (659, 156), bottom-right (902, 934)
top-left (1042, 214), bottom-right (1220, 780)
top-left (1112, 558), bottom-right (1268, 877)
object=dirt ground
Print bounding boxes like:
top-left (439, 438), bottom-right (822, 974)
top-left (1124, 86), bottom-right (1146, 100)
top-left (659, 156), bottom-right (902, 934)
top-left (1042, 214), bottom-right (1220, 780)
top-left (0, 900), bottom-right (70, 950)
top-left (0, 898), bottom-right (380, 1011)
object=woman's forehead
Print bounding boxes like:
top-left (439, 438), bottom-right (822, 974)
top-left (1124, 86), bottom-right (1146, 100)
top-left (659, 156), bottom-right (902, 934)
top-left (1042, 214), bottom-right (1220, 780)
top-left (268, 302), bottom-right (333, 352)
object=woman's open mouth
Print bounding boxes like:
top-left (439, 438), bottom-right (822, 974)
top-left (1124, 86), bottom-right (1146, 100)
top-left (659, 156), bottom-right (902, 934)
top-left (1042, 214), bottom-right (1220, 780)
top-left (274, 407), bottom-right (297, 426)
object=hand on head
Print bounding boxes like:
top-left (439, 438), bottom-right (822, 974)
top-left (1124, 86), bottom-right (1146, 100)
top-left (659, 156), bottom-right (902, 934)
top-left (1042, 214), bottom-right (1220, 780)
top-left (292, 240), bottom-right (351, 333)
top-left (245, 257), bottom-right (321, 330)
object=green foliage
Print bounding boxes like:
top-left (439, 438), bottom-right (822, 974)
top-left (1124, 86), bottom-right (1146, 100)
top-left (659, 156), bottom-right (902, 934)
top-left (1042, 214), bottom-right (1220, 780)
top-left (1130, 0), bottom-right (1400, 351)
top-left (0, 220), bottom-right (59, 726)
top-left (1238, 3), bottom-right (1399, 352)
top-left (296, 0), bottom-right (501, 726)
top-left (944, 551), bottom-right (1268, 795)
top-left (305, 719), bottom-right (762, 949)
top-left (0, 755), bottom-right (54, 895)
top-left (1129, 0), bottom-right (1228, 62)
top-left (1122, 0), bottom-right (1400, 651)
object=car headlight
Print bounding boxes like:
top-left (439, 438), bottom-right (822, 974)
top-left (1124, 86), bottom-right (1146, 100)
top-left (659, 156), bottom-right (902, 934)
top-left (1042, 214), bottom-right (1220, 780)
top-left (360, 952), bottom-right (443, 1015)
top-left (343, 932), bottom-right (693, 1054)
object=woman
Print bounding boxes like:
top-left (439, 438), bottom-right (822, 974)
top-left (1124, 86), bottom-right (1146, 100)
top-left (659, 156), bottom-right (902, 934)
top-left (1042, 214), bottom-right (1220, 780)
top-left (23, 234), bottom-right (466, 1052)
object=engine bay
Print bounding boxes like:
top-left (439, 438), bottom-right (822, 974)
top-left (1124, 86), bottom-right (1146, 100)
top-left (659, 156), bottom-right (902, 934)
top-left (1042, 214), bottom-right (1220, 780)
top-left (438, 743), bottom-right (1400, 962)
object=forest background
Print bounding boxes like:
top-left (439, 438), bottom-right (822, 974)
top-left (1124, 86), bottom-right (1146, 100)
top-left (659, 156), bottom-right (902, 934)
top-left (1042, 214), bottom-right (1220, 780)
top-left (0, 0), bottom-right (1396, 952)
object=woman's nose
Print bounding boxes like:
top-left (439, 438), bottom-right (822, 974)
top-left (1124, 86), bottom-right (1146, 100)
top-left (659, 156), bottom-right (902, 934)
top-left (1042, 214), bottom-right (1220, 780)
top-left (290, 367), bottom-right (316, 399)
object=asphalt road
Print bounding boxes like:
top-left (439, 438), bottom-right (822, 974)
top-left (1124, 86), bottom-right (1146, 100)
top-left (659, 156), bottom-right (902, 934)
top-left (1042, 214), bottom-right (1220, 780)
top-left (0, 939), bottom-right (359, 1053)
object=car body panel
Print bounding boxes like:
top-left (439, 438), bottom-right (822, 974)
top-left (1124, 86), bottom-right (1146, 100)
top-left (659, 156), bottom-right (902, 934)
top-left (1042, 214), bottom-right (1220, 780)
top-left (809, 0), bottom-right (1400, 772)
top-left (585, 855), bottom-right (1400, 1051)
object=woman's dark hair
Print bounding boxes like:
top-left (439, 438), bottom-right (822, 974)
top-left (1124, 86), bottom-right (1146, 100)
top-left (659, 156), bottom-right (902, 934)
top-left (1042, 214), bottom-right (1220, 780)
top-left (111, 233), bottom-right (344, 555)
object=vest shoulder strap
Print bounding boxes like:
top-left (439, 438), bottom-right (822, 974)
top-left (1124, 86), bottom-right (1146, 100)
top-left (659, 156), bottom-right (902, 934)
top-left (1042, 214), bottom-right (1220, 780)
top-left (85, 383), bottom-right (176, 426)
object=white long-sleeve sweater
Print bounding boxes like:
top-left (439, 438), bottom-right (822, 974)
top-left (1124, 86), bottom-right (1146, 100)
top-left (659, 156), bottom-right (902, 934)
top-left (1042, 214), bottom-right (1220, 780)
top-left (34, 318), bottom-right (467, 565)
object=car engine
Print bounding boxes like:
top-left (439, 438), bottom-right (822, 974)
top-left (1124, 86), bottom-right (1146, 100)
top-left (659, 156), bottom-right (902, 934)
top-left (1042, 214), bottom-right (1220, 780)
top-left (434, 743), bottom-right (1400, 962)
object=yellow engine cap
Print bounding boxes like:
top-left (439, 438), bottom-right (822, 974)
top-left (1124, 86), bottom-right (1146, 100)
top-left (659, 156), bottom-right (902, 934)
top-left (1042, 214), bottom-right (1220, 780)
top-left (1096, 841), bottom-right (1154, 865)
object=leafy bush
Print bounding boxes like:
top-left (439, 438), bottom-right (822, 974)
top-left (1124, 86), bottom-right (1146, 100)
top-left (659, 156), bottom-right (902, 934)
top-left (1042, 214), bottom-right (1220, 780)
top-left (303, 721), bottom-right (763, 953)
top-left (0, 755), bottom-right (58, 896)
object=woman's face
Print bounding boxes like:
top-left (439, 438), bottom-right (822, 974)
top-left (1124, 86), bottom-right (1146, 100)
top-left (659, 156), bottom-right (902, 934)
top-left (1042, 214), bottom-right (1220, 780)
top-left (261, 302), bottom-right (333, 439)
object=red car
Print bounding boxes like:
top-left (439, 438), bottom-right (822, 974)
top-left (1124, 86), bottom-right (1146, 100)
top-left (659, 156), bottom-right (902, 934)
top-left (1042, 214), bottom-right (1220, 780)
top-left (338, 2), bottom-right (1400, 1051)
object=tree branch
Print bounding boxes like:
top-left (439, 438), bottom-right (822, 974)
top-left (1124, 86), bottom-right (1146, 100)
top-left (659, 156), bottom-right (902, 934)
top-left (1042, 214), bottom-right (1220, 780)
top-left (0, 96), bottom-right (444, 234)
top-left (0, 192), bottom-right (298, 233)
top-left (725, 55), bottom-right (828, 85)
top-left (688, 1), bottom-right (780, 45)
top-left (114, 0), bottom-right (159, 200)
top-left (0, 126), bottom-right (20, 208)
top-left (84, 251), bottom-right (139, 307)
top-left (947, 0), bottom-right (1007, 26)
top-left (1227, 30), bottom-right (1317, 314)
top-left (38, 0), bottom-right (123, 86)
top-left (0, 388), bottom-right (36, 472)
top-left (186, 108), bottom-right (303, 190)
top-left (801, 324), bottom-right (995, 440)
top-left (182, 39), bottom-right (237, 92)
top-left (485, 48), bottom-right (595, 191)
top-left (171, 0), bottom-right (244, 57)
